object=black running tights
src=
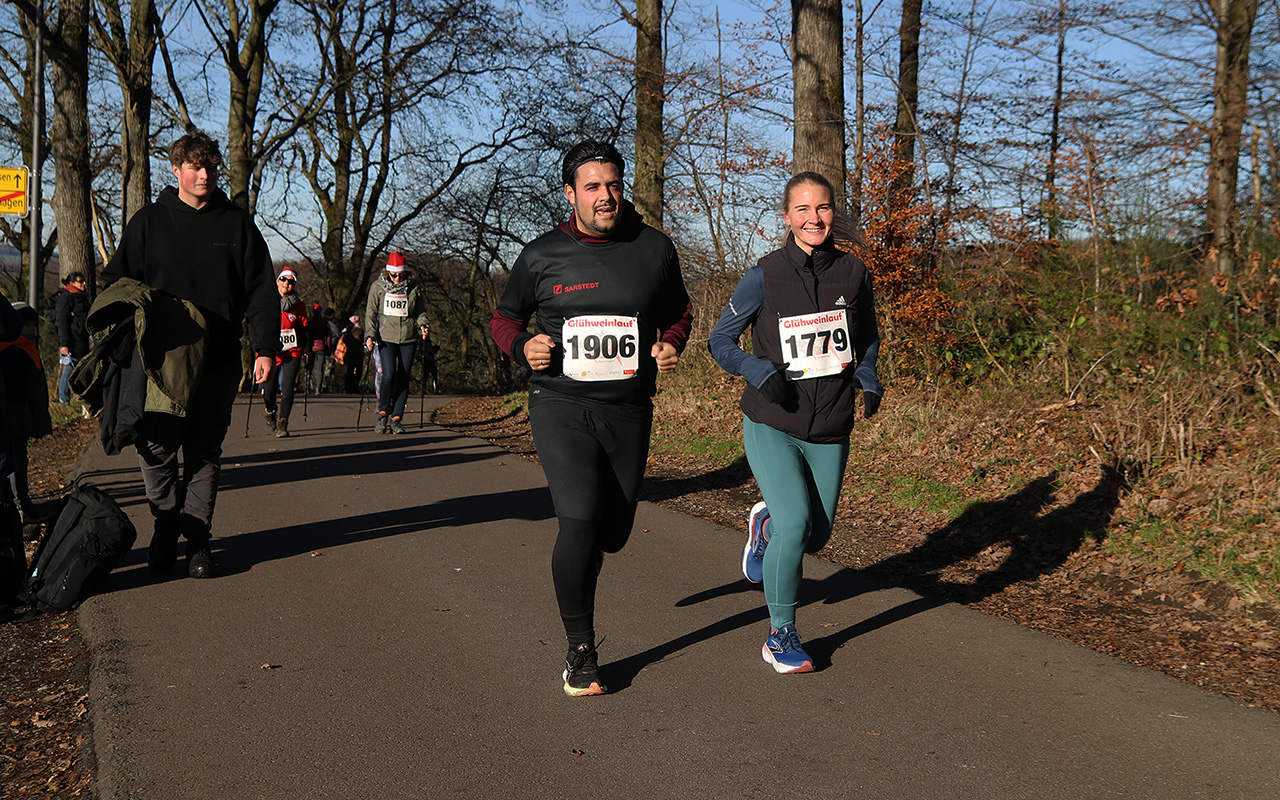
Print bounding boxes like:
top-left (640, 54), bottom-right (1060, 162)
top-left (529, 399), bottom-right (652, 647)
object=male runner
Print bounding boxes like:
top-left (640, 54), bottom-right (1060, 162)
top-left (490, 139), bottom-right (693, 696)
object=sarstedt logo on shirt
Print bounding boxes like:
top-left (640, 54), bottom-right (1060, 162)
top-left (553, 282), bottom-right (600, 295)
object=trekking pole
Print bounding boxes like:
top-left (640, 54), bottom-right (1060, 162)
top-left (301, 360), bottom-right (310, 422)
top-left (244, 374), bottom-right (255, 438)
top-left (356, 346), bottom-right (370, 431)
top-left (419, 336), bottom-right (428, 429)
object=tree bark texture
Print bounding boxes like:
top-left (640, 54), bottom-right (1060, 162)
top-left (94, 0), bottom-right (158, 225)
top-left (633, 0), bottom-right (664, 229)
top-left (220, 0), bottom-right (279, 214)
top-left (1045, 0), bottom-right (1066, 240)
top-left (50, 0), bottom-right (95, 281)
top-left (1205, 0), bottom-right (1257, 276)
top-left (892, 0), bottom-right (922, 196)
top-left (792, 0), bottom-right (846, 202)
top-left (850, 0), bottom-right (865, 223)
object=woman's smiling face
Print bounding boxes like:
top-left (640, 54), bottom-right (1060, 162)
top-left (783, 182), bottom-right (835, 254)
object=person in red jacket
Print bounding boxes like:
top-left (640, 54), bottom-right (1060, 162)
top-left (262, 268), bottom-right (307, 437)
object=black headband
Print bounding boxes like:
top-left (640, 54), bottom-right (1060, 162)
top-left (570, 156), bottom-right (623, 178)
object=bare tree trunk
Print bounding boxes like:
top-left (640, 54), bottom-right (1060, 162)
top-left (203, 0), bottom-right (280, 213)
top-left (892, 0), bottom-right (922, 196)
top-left (633, 0), bottom-right (664, 228)
top-left (792, 0), bottom-right (846, 202)
top-left (94, 0), bottom-right (158, 224)
top-left (850, 0), bottom-right (864, 224)
top-left (1248, 126), bottom-right (1262, 252)
top-left (1045, 0), bottom-right (1066, 240)
top-left (1205, 0), bottom-right (1257, 277)
top-left (50, 0), bottom-right (95, 283)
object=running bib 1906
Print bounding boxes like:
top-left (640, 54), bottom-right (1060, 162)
top-left (280, 327), bottom-right (298, 350)
top-left (382, 294), bottom-right (409, 317)
top-left (562, 315), bottom-right (639, 381)
top-left (777, 309), bottom-right (851, 379)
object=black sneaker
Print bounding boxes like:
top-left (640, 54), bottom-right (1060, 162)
top-left (562, 642), bottom-right (607, 697)
top-left (374, 413), bottom-right (388, 434)
top-left (187, 546), bottom-right (220, 579)
top-left (264, 410), bottom-right (276, 432)
top-left (389, 417), bottom-right (406, 434)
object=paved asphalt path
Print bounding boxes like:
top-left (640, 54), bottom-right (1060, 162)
top-left (71, 394), bottom-right (1279, 800)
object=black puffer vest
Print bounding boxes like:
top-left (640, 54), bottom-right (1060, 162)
top-left (740, 238), bottom-right (867, 443)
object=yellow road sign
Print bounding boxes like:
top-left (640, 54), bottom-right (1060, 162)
top-left (0, 165), bottom-right (29, 217)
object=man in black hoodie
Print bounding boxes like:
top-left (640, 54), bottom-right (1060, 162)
top-left (103, 130), bottom-right (278, 579)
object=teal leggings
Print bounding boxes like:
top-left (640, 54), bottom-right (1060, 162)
top-left (743, 416), bottom-right (850, 630)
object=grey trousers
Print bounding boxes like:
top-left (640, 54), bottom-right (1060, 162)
top-left (134, 356), bottom-right (240, 541)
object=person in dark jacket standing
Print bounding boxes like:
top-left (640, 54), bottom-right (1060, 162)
top-left (0, 303), bottom-right (52, 522)
top-left (0, 292), bottom-right (26, 614)
top-left (53, 272), bottom-right (91, 403)
top-left (103, 129), bottom-right (278, 579)
top-left (339, 315), bottom-right (365, 393)
top-left (709, 171), bottom-right (883, 674)
top-left (490, 139), bottom-right (693, 697)
top-left (307, 306), bottom-right (338, 393)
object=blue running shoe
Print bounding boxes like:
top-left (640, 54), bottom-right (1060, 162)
top-left (762, 624), bottom-right (814, 674)
top-left (742, 501), bottom-right (770, 583)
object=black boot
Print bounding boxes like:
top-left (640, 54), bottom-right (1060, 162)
top-left (148, 515), bottom-right (181, 572)
top-left (182, 518), bottom-right (219, 579)
top-left (187, 546), bottom-right (219, 579)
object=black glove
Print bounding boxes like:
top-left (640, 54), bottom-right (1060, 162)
top-left (863, 389), bottom-right (882, 419)
top-left (854, 376), bottom-right (882, 419)
top-left (758, 362), bottom-right (792, 406)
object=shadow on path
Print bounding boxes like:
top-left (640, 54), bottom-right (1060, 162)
top-left (102, 486), bottom-right (555, 592)
top-left (641, 456), bottom-right (755, 502)
top-left (635, 462), bottom-right (1130, 685)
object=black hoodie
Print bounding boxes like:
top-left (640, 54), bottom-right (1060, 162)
top-left (104, 186), bottom-right (278, 362)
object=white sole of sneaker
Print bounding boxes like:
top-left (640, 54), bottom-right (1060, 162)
top-left (762, 644), bottom-right (814, 674)
top-left (743, 501), bottom-right (768, 583)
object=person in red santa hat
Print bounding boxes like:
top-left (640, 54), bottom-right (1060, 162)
top-left (363, 253), bottom-right (429, 434)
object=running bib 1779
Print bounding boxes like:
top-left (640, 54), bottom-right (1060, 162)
top-left (280, 327), bottom-right (298, 351)
top-left (562, 315), bottom-right (639, 381)
top-left (382, 294), bottom-right (409, 317)
top-left (776, 309), bottom-right (851, 379)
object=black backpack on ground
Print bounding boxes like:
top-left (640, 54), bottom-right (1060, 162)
top-left (21, 484), bottom-right (137, 614)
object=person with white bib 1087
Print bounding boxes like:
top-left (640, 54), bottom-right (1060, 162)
top-left (364, 252), bottom-right (429, 435)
